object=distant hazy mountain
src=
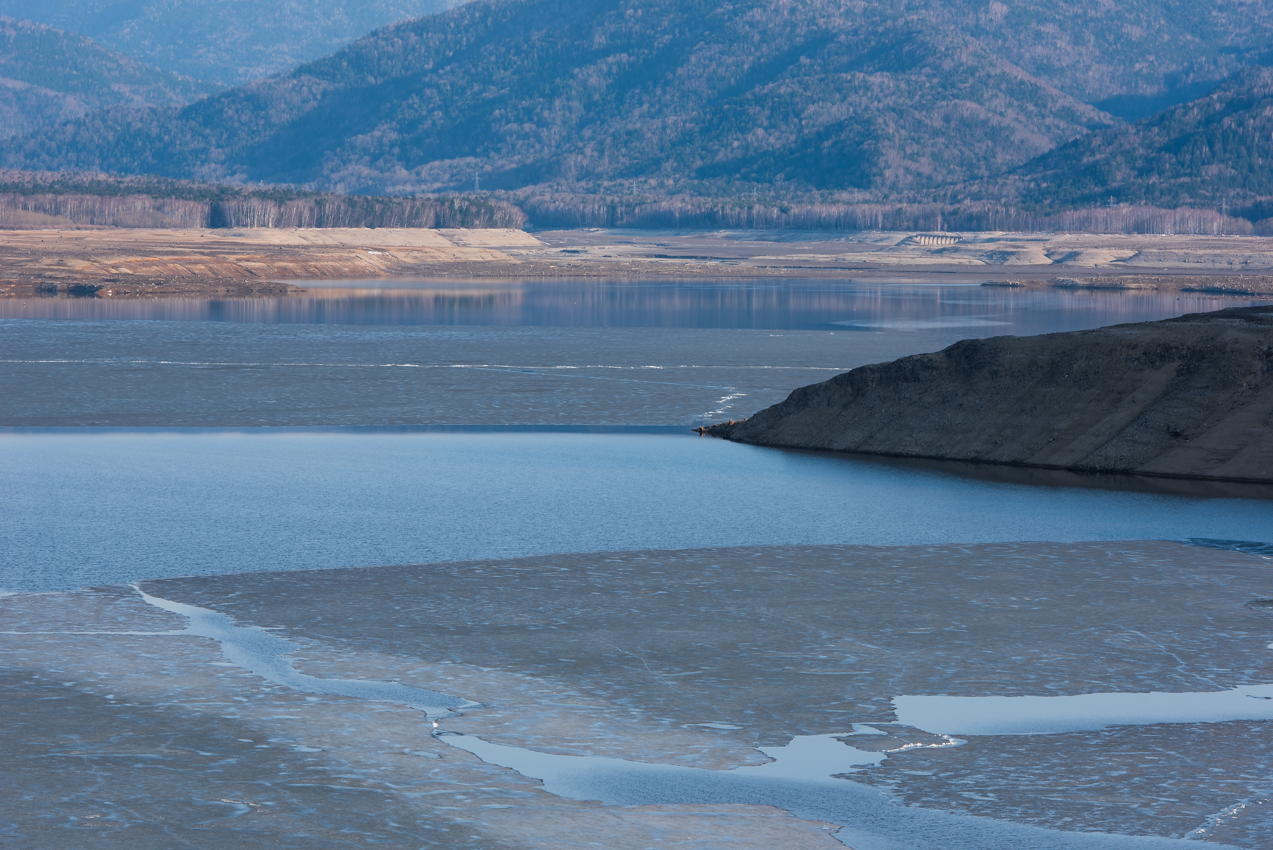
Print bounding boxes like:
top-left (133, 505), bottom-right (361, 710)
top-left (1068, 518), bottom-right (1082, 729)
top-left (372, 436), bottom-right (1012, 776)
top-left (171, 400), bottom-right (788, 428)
top-left (0, 0), bottom-right (463, 85)
top-left (0, 0), bottom-right (1119, 194)
top-left (0, 17), bottom-right (215, 140)
top-left (1010, 67), bottom-right (1273, 214)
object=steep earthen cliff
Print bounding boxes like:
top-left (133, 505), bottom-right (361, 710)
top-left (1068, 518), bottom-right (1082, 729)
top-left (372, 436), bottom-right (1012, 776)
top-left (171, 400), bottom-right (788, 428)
top-left (703, 306), bottom-right (1273, 482)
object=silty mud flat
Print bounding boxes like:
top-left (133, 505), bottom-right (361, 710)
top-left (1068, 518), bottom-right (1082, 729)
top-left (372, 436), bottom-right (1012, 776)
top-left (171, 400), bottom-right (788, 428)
top-left (4, 541), bottom-right (1273, 847)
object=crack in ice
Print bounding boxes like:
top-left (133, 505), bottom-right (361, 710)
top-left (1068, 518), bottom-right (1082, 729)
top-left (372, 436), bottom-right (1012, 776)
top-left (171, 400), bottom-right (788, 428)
top-left (133, 585), bottom-right (473, 716)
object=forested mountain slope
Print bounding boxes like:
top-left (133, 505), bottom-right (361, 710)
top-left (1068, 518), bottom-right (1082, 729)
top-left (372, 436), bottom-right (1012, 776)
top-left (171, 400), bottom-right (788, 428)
top-left (4, 0), bottom-right (1272, 207)
top-left (0, 0), bottom-right (1118, 195)
top-left (925, 0), bottom-right (1272, 119)
top-left (1008, 67), bottom-right (1273, 214)
top-left (0, 18), bottom-right (215, 140)
top-left (0, 0), bottom-right (463, 85)
top-left (4, 0), bottom-right (1267, 105)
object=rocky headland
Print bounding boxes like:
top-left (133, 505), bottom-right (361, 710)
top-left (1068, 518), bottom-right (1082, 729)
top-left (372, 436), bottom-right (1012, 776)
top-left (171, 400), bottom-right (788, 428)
top-left (702, 306), bottom-right (1273, 483)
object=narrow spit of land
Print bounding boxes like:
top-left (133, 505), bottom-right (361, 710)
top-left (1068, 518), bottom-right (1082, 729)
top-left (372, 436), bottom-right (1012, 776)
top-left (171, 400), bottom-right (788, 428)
top-left (7, 227), bottom-right (1273, 297)
top-left (704, 306), bottom-right (1273, 482)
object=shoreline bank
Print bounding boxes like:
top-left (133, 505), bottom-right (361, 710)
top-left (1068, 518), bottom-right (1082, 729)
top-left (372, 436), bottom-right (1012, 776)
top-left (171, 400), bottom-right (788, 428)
top-left (7, 227), bottom-right (1273, 297)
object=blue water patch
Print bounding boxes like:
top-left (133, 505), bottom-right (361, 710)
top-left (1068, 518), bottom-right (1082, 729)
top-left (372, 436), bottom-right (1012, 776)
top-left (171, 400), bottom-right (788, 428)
top-left (442, 733), bottom-right (1203, 850)
top-left (3, 431), bottom-right (1271, 592)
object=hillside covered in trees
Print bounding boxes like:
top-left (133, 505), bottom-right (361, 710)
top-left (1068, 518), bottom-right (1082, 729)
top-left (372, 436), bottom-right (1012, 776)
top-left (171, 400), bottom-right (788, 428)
top-left (0, 0), bottom-right (1116, 197)
top-left (920, 0), bottom-right (1271, 120)
top-left (0, 0), bottom-right (463, 84)
top-left (1, 0), bottom-right (1271, 228)
top-left (0, 18), bottom-right (215, 140)
top-left (1002, 67), bottom-right (1273, 215)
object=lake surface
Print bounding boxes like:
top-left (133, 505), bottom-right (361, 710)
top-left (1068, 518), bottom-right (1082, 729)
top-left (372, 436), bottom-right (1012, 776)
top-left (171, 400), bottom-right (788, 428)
top-left (3, 430), bottom-right (1270, 592)
top-left (5, 278), bottom-right (1273, 848)
top-left (2, 279), bottom-right (1263, 427)
top-left (0, 277), bottom-right (1258, 330)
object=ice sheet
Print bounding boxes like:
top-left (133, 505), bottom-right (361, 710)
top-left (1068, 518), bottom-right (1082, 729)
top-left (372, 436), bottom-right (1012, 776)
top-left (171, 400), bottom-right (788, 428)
top-left (136, 587), bottom-right (470, 714)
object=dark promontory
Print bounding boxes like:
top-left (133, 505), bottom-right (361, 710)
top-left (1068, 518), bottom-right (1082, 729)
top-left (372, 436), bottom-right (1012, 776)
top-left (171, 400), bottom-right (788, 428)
top-left (702, 306), bottom-right (1273, 483)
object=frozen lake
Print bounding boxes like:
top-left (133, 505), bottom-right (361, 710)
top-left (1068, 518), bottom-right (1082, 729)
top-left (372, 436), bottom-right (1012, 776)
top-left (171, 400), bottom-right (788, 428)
top-left (4, 278), bottom-right (1273, 848)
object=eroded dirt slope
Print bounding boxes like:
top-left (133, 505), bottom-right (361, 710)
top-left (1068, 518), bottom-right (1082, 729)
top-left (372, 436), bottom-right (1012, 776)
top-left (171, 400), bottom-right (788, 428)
top-left (705, 306), bottom-right (1273, 482)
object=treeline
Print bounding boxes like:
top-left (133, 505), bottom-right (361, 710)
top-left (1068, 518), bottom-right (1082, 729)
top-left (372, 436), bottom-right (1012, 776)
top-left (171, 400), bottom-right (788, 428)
top-left (519, 195), bottom-right (1260, 235)
top-left (206, 195), bottom-right (527, 229)
top-left (0, 166), bottom-right (1257, 235)
top-left (0, 189), bottom-right (528, 230)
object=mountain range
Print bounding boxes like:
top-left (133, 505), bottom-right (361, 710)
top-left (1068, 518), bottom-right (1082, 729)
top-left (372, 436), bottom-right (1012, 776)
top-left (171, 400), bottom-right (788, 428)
top-left (0, 0), bottom-right (462, 84)
top-left (1006, 66), bottom-right (1273, 214)
top-left (0, 0), bottom-right (1271, 218)
top-left (0, 17), bottom-right (214, 140)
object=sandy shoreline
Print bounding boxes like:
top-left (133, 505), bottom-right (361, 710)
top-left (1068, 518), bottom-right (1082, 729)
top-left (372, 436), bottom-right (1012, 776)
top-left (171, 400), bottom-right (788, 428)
top-left (5, 227), bottom-right (1273, 297)
top-left (3, 541), bottom-right (1272, 847)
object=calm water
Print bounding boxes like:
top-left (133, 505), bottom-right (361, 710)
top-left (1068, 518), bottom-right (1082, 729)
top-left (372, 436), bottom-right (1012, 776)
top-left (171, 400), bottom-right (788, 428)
top-left (1, 280), bottom-right (1263, 427)
top-left (2, 431), bottom-right (1270, 592)
top-left (0, 278), bottom-right (1260, 330)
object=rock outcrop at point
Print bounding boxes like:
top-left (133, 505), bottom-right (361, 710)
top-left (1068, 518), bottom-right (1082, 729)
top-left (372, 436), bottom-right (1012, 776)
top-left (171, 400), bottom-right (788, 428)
top-left (702, 306), bottom-right (1273, 482)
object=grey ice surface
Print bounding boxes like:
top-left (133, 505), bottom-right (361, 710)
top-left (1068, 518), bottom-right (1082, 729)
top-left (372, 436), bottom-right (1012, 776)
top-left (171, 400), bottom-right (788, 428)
top-left (136, 588), bottom-right (469, 714)
top-left (122, 586), bottom-right (1204, 848)
top-left (127, 541), bottom-right (1273, 846)
top-left (6, 542), bottom-right (1273, 848)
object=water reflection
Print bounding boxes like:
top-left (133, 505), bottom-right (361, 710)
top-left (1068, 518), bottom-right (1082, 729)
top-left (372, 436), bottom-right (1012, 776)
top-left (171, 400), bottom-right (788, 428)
top-left (1, 278), bottom-right (1264, 333)
top-left (784, 449), bottom-right (1273, 501)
